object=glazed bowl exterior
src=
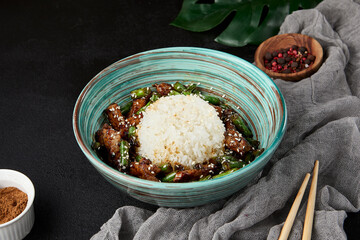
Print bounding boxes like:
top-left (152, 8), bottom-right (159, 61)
top-left (0, 169), bottom-right (35, 240)
top-left (73, 47), bottom-right (287, 207)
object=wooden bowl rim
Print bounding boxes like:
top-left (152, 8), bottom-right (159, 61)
top-left (254, 33), bottom-right (323, 81)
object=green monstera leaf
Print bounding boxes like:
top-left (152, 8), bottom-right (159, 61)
top-left (171, 0), bottom-right (322, 47)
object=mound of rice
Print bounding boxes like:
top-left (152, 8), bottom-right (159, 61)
top-left (136, 94), bottom-right (225, 168)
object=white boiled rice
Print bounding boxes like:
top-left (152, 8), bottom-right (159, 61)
top-left (136, 94), bottom-right (225, 168)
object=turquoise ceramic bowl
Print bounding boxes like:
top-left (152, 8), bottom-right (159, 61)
top-left (73, 47), bottom-right (287, 207)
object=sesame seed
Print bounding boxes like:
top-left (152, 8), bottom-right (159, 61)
top-left (148, 166), bottom-right (151, 171)
top-left (151, 171), bottom-right (155, 174)
top-left (222, 94), bottom-right (225, 98)
top-left (199, 175), bottom-right (203, 178)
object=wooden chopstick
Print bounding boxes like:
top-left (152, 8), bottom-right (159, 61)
top-left (302, 160), bottom-right (319, 240)
top-left (278, 173), bottom-right (311, 240)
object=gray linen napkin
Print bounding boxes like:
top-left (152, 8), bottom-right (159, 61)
top-left (91, 0), bottom-right (360, 239)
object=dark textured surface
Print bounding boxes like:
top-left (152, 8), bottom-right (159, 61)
top-left (0, 0), bottom-right (357, 239)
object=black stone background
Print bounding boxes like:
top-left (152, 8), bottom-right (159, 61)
top-left (0, 0), bottom-right (358, 239)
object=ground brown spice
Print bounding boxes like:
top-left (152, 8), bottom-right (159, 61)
top-left (0, 187), bottom-right (28, 224)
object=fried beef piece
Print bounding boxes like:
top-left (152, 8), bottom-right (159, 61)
top-left (173, 163), bottom-right (218, 182)
top-left (126, 112), bottom-right (143, 127)
top-left (95, 123), bottom-right (122, 168)
top-left (129, 158), bottom-right (161, 181)
top-left (224, 128), bottom-right (252, 156)
top-left (222, 108), bottom-right (233, 120)
top-left (224, 118), bottom-right (236, 131)
top-left (222, 109), bottom-right (252, 156)
top-left (154, 83), bottom-right (172, 96)
top-left (211, 105), bottom-right (223, 119)
top-left (105, 103), bottom-right (127, 136)
top-left (128, 98), bottom-right (147, 117)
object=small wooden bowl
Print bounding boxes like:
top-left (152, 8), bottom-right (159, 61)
top-left (254, 33), bottom-right (323, 81)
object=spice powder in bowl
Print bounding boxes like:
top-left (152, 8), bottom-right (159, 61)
top-left (0, 187), bottom-right (28, 224)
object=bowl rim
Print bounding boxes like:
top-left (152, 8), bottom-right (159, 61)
top-left (254, 33), bottom-right (323, 81)
top-left (0, 169), bottom-right (35, 228)
top-left (72, 46), bottom-right (287, 189)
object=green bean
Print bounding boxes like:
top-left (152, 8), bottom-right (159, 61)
top-left (135, 155), bottom-right (142, 162)
top-left (244, 152), bottom-right (254, 164)
top-left (253, 148), bottom-right (264, 157)
top-left (93, 142), bottom-right (101, 150)
top-left (186, 83), bottom-right (197, 92)
top-left (199, 175), bottom-right (211, 181)
top-left (135, 93), bottom-right (160, 115)
top-left (212, 168), bottom-right (239, 179)
top-left (128, 126), bottom-right (136, 138)
top-left (222, 160), bottom-right (245, 171)
top-left (182, 83), bottom-right (198, 95)
top-left (162, 172), bottom-right (176, 182)
top-left (173, 82), bottom-right (186, 93)
top-left (231, 114), bottom-right (253, 138)
top-left (150, 93), bottom-right (160, 102)
top-left (130, 87), bottom-right (151, 99)
top-left (168, 90), bottom-right (181, 96)
top-left (119, 140), bottom-right (130, 167)
top-left (244, 148), bottom-right (265, 164)
top-left (192, 89), bottom-right (201, 95)
top-left (203, 95), bottom-right (221, 105)
top-left (135, 101), bottom-right (151, 115)
top-left (215, 155), bottom-right (238, 163)
top-left (246, 138), bottom-right (260, 148)
top-left (219, 102), bottom-right (230, 110)
top-left (160, 163), bottom-right (172, 174)
top-left (120, 101), bottom-right (133, 116)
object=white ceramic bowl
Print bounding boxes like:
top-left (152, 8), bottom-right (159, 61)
top-left (0, 169), bottom-right (35, 240)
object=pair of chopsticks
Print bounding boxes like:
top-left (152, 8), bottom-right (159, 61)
top-left (278, 160), bottom-right (319, 240)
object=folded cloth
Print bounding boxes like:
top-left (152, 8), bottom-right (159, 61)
top-left (91, 0), bottom-right (360, 239)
